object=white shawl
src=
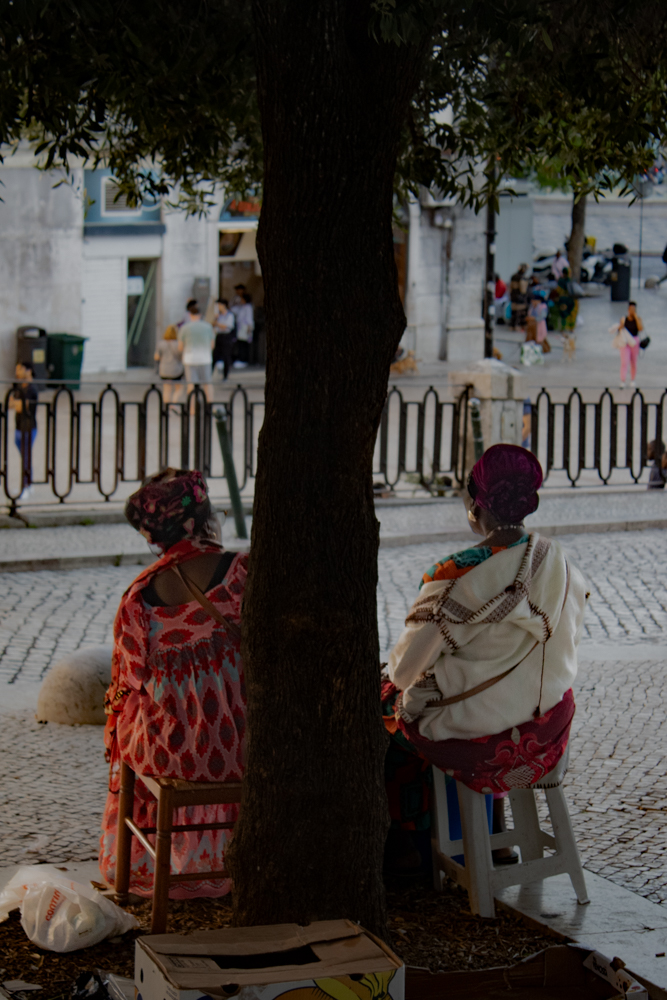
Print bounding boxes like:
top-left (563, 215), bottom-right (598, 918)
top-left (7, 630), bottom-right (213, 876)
top-left (387, 534), bottom-right (587, 741)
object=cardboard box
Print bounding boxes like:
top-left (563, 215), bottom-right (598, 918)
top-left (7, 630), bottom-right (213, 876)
top-left (404, 945), bottom-right (648, 999)
top-left (135, 919), bottom-right (404, 1000)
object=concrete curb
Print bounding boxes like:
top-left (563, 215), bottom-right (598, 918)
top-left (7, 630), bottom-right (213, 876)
top-left (378, 518), bottom-right (667, 549)
top-left (0, 540), bottom-right (252, 573)
top-left (0, 519), bottom-right (662, 571)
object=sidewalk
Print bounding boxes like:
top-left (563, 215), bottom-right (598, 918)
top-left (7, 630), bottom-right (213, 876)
top-left (0, 491), bottom-right (665, 571)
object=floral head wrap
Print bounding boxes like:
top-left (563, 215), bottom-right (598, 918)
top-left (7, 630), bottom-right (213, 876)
top-left (467, 444), bottom-right (543, 523)
top-left (125, 468), bottom-right (212, 549)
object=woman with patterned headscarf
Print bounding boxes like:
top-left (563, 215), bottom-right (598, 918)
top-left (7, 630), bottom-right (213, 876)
top-left (99, 468), bottom-right (248, 898)
top-left (382, 445), bottom-right (588, 870)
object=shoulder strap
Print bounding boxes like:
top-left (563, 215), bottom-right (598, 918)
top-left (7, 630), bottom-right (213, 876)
top-left (173, 564), bottom-right (241, 640)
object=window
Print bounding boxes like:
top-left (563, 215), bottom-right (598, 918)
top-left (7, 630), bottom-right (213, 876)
top-left (101, 177), bottom-right (142, 216)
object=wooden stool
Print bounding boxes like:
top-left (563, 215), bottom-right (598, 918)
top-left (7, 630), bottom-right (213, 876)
top-left (431, 750), bottom-right (589, 918)
top-left (114, 760), bottom-right (242, 933)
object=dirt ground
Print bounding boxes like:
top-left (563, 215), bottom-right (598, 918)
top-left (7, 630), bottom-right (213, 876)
top-left (0, 877), bottom-right (559, 999)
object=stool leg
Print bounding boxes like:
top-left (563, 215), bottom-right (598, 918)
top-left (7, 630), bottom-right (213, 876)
top-left (151, 786), bottom-right (174, 934)
top-left (457, 782), bottom-right (496, 918)
top-left (115, 761), bottom-right (135, 905)
top-left (508, 788), bottom-right (544, 862)
top-left (431, 768), bottom-right (448, 890)
top-left (545, 786), bottom-right (589, 905)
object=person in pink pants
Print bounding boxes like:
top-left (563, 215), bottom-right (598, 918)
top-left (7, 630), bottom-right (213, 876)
top-left (617, 301), bottom-right (643, 388)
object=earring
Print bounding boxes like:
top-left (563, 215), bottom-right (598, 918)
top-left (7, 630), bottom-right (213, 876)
top-left (467, 509), bottom-right (477, 523)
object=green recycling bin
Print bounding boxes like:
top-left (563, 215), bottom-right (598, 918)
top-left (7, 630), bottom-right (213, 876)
top-left (47, 333), bottom-right (87, 389)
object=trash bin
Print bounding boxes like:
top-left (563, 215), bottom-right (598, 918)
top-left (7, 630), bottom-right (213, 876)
top-left (16, 326), bottom-right (48, 389)
top-left (610, 254), bottom-right (631, 301)
top-left (47, 333), bottom-right (87, 390)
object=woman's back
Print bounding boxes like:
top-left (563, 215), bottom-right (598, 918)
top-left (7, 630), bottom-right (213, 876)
top-left (115, 550), bottom-right (247, 783)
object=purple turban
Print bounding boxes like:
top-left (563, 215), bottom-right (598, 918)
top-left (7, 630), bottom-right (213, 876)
top-left (468, 444), bottom-right (543, 523)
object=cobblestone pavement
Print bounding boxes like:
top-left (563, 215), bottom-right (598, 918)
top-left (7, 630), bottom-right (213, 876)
top-left (377, 529), bottom-right (667, 654)
top-left (2, 530), bottom-right (667, 908)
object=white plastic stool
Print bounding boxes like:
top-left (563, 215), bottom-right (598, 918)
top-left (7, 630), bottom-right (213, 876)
top-left (431, 750), bottom-right (589, 917)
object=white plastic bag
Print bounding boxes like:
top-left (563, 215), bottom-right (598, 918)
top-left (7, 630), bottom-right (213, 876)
top-left (520, 341), bottom-right (544, 366)
top-left (0, 865), bottom-right (138, 952)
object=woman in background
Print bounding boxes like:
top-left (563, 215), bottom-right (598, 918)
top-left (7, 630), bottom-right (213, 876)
top-left (154, 325), bottom-right (184, 404)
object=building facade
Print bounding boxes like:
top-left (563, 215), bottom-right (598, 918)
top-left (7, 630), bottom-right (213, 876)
top-left (0, 151), bottom-right (262, 379)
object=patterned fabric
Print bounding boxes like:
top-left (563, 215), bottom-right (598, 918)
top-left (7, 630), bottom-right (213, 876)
top-left (468, 443), bottom-right (543, 524)
top-left (99, 538), bottom-right (247, 898)
top-left (421, 535), bottom-right (529, 588)
top-left (384, 680), bottom-right (574, 795)
top-left (124, 468), bottom-right (210, 549)
top-left (409, 534), bottom-right (551, 648)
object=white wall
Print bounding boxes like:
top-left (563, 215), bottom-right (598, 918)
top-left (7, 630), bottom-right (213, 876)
top-left (81, 257), bottom-right (126, 373)
top-left (161, 197), bottom-right (223, 328)
top-left (0, 165), bottom-right (83, 379)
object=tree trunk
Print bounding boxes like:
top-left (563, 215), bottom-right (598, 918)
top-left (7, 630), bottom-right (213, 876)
top-left (227, 2), bottom-right (428, 936)
top-left (569, 192), bottom-right (587, 281)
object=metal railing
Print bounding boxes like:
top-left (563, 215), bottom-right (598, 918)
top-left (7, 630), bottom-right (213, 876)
top-left (530, 387), bottom-right (667, 487)
top-left (3, 379), bottom-right (658, 513)
top-left (1, 381), bottom-right (473, 512)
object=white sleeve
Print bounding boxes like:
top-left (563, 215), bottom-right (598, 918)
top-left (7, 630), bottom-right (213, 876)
top-left (387, 619), bottom-right (444, 691)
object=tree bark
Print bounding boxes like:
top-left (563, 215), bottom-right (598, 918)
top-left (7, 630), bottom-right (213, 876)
top-left (569, 192), bottom-right (587, 281)
top-left (227, 1), bottom-right (428, 936)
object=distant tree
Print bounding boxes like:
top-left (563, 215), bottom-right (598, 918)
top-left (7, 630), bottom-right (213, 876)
top-left (2, 0), bottom-right (667, 935)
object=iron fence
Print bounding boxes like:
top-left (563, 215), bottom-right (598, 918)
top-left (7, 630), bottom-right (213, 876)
top-left (2, 379), bottom-right (660, 513)
top-left (531, 387), bottom-right (667, 487)
top-left (1, 381), bottom-right (473, 513)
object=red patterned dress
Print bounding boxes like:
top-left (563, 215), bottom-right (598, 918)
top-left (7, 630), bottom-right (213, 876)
top-left (99, 538), bottom-right (247, 898)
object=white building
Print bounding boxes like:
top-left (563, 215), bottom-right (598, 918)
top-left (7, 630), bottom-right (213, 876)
top-left (0, 150), bottom-right (263, 379)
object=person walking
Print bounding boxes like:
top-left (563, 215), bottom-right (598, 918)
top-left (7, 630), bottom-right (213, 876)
top-left (551, 249), bottom-right (569, 280)
top-left (8, 361), bottom-right (38, 499)
top-left (233, 291), bottom-right (254, 368)
top-left (615, 300), bottom-right (643, 389)
top-left (212, 299), bottom-right (236, 381)
top-left (178, 303), bottom-right (215, 401)
top-left (154, 325), bottom-right (184, 404)
top-left (509, 264), bottom-right (529, 331)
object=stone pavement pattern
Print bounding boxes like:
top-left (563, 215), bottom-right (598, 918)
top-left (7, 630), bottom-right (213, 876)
top-left (2, 529), bottom-right (667, 909)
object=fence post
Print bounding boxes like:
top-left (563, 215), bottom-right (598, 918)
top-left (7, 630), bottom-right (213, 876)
top-left (214, 406), bottom-right (248, 540)
top-left (449, 359), bottom-right (527, 478)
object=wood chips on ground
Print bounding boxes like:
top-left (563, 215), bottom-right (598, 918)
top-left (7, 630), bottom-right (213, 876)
top-left (0, 878), bottom-right (559, 998)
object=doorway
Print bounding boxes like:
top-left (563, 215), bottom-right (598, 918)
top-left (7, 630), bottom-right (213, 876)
top-left (127, 259), bottom-right (159, 367)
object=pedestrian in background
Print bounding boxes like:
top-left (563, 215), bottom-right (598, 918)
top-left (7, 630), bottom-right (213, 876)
top-left (178, 303), bottom-right (215, 401)
top-left (509, 264), bottom-right (529, 331)
top-left (615, 300), bottom-right (643, 389)
top-left (212, 299), bottom-right (236, 381)
top-left (233, 292), bottom-right (254, 369)
top-left (647, 439), bottom-right (666, 490)
top-left (552, 249), bottom-right (569, 280)
top-left (527, 292), bottom-right (551, 353)
top-left (494, 273), bottom-right (508, 325)
top-left (154, 325), bottom-right (184, 405)
top-left (8, 361), bottom-right (38, 499)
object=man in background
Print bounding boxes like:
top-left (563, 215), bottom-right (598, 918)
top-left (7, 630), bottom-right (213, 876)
top-left (178, 303), bottom-right (215, 401)
top-left (8, 361), bottom-right (39, 499)
top-left (233, 291), bottom-right (255, 368)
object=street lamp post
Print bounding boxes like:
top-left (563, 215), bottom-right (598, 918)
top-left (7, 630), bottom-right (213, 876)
top-left (484, 193), bottom-right (496, 359)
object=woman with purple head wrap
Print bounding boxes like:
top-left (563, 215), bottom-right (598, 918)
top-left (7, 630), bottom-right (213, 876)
top-left (382, 444), bottom-right (588, 871)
